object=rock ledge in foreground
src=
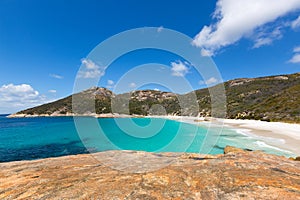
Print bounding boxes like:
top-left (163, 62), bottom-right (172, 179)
top-left (1, 148), bottom-right (300, 200)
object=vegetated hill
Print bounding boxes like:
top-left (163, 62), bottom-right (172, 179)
top-left (192, 73), bottom-right (300, 122)
top-left (112, 90), bottom-right (181, 116)
top-left (18, 87), bottom-right (113, 115)
top-left (226, 73), bottom-right (300, 122)
top-left (16, 72), bottom-right (300, 123)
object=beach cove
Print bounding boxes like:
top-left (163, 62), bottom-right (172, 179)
top-left (1, 114), bottom-right (299, 163)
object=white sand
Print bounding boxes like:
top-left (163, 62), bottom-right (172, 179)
top-left (221, 119), bottom-right (300, 155)
top-left (154, 116), bottom-right (300, 156)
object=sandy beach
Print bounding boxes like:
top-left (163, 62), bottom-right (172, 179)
top-left (221, 119), bottom-right (300, 156)
top-left (156, 116), bottom-right (300, 156)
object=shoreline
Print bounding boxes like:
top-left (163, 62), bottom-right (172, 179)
top-left (156, 116), bottom-right (300, 156)
top-left (6, 113), bottom-right (300, 156)
top-left (221, 119), bottom-right (300, 155)
top-left (6, 113), bottom-right (140, 118)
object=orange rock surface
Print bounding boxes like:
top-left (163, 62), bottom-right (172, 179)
top-left (1, 147), bottom-right (300, 199)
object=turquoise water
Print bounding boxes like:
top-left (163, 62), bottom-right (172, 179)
top-left (0, 115), bottom-right (293, 162)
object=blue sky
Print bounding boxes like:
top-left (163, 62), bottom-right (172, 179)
top-left (1, 0), bottom-right (300, 113)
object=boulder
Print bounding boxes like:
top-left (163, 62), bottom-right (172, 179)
top-left (224, 145), bottom-right (246, 154)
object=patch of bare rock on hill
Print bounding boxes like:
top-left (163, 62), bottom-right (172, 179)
top-left (0, 146), bottom-right (300, 200)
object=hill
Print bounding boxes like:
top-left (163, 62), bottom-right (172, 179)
top-left (193, 72), bottom-right (300, 122)
top-left (13, 72), bottom-right (300, 123)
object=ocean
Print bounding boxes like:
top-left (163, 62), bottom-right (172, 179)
top-left (0, 114), bottom-right (294, 162)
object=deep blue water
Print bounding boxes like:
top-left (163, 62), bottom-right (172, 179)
top-left (0, 115), bottom-right (88, 162)
top-left (0, 115), bottom-right (293, 162)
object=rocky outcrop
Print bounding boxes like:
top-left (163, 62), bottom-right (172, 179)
top-left (1, 147), bottom-right (300, 199)
top-left (291, 156), bottom-right (300, 161)
top-left (223, 145), bottom-right (249, 154)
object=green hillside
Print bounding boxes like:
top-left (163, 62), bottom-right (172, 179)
top-left (16, 72), bottom-right (300, 123)
top-left (191, 73), bottom-right (300, 122)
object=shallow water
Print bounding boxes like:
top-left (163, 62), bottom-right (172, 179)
top-left (0, 115), bottom-right (293, 162)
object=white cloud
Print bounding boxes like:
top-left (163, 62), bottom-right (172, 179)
top-left (200, 48), bottom-right (213, 57)
top-left (81, 58), bottom-right (99, 70)
top-left (0, 84), bottom-right (47, 113)
top-left (288, 54), bottom-right (300, 63)
top-left (291, 16), bottom-right (300, 29)
top-left (293, 46), bottom-right (300, 52)
top-left (253, 37), bottom-right (273, 49)
top-left (106, 80), bottom-right (114, 89)
top-left (252, 26), bottom-right (283, 48)
top-left (78, 58), bottom-right (105, 79)
top-left (206, 77), bottom-right (218, 85)
top-left (157, 26), bottom-right (164, 32)
top-left (129, 82), bottom-right (136, 88)
top-left (171, 60), bottom-right (189, 77)
top-left (192, 0), bottom-right (300, 55)
top-left (48, 90), bottom-right (57, 93)
top-left (107, 80), bottom-right (114, 85)
top-left (288, 45), bottom-right (300, 63)
top-left (154, 88), bottom-right (160, 91)
top-left (49, 74), bottom-right (63, 79)
top-left (199, 77), bottom-right (219, 85)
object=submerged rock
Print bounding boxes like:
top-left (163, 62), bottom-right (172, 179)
top-left (0, 149), bottom-right (300, 199)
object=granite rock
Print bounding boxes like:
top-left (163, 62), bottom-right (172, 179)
top-left (0, 148), bottom-right (300, 199)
